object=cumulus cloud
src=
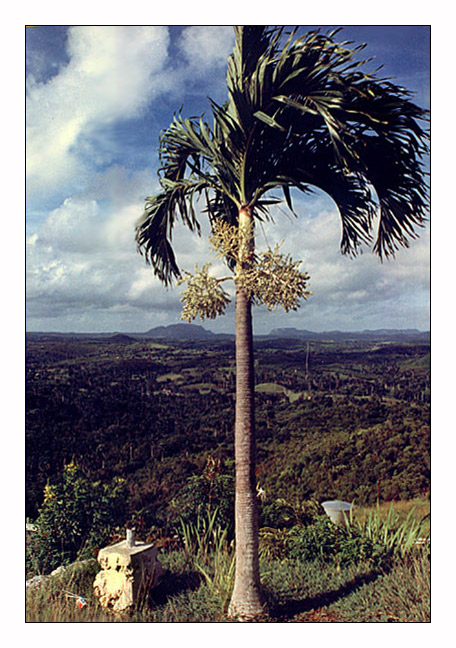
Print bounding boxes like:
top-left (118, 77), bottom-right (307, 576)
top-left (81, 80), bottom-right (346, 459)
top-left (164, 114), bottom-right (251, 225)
top-left (26, 181), bottom-right (430, 334)
top-left (257, 199), bottom-right (430, 331)
top-left (177, 26), bottom-right (235, 73)
top-left (25, 166), bottom-right (214, 331)
top-left (25, 27), bottom-right (429, 334)
top-left (26, 26), bottom-right (170, 200)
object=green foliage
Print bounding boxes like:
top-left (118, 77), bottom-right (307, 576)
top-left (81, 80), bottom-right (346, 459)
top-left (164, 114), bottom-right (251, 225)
top-left (170, 456), bottom-right (235, 535)
top-left (26, 337), bottom-right (430, 525)
top-left (353, 502), bottom-right (427, 558)
top-left (259, 496), bottom-right (320, 528)
top-left (177, 509), bottom-right (236, 613)
top-left (27, 463), bottom-right (129, 575)
top-left (179, 509), bottom-right (229, 557)
top-left (287, 518), bottom-right (384, 566)
top-left (259, 504), bottom-right (428, 568)
top-left (195, 549), bottom-right (236, 614)
top-left (260, 517), bottom-right (381, 567)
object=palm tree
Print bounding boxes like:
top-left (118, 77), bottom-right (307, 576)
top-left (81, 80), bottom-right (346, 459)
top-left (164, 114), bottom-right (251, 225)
top-left (135, 26), bottom-right (429, 619)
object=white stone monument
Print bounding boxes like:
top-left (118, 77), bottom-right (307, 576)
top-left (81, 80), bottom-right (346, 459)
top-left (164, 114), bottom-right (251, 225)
top-left (93, 529), bottom-right (163, 612)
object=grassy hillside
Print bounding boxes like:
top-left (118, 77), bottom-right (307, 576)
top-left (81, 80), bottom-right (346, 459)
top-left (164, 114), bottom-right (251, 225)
top-left (26, 336), bottom-right (430, 621)
top-left (26, 500), bottom-right (430, 622)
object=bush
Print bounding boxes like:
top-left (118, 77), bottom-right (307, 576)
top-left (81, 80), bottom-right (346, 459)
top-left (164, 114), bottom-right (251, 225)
top-left (260, 516), bottom-right (388, 567)
top-left (287, 517), bottom-right (381, 566)
top-left (259, 497), bottom-right (320, 528)
top-left (170, 456), bottom-right (235, 536)
top-left (260, 504), bottom-right (429, 569)
top-left (27, 462), bottom-right (129, 575)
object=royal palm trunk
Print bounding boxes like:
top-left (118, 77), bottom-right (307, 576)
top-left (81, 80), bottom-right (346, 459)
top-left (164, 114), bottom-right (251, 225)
top-left (228, 208), bottom-right (263, 619)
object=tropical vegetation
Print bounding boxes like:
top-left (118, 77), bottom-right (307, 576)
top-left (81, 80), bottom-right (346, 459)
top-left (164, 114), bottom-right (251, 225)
top-left (134, 25), bottom-right (428, 619)
top-left (26, 334), bottom-right (430, 621)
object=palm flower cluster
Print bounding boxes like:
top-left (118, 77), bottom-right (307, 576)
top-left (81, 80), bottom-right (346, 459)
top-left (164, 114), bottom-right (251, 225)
top-left (238, 244), bottom-right (311, 312)
top-left (178, 263), bottom-right (231, 322)
top-left (179, 220), bottom-right (311, 320)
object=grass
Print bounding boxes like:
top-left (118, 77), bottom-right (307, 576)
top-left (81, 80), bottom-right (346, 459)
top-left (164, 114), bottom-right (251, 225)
top-left (356, 498), bottom-right (430, 536)
top-left (26, 505), bottom-right (430, 623)
top-left (255, 382), bottom-right (301, 403)
top-left (26, 549), bottom-right (430, 623)
top-left (157, 373), bottom-right (185, 383)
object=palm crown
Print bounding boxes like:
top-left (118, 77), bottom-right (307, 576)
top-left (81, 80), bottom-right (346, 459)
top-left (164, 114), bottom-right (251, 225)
top-left (136, 26), bottom-right (428, 285)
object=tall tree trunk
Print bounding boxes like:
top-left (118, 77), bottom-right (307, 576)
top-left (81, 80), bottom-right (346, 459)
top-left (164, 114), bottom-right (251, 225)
top-left (228, 207), bottom-right (264, 620)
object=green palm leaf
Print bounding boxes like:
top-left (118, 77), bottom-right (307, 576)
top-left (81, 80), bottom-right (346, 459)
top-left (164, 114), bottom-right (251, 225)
top-left (136, 25), bottom-right (429, 278)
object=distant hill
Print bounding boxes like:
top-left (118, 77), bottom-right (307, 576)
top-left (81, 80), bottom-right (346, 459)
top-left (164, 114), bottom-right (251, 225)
top-left (138, 323), bottom-right (218, 340)
top-left (27, 325), bottom-right (429, 343)
top-left (109, 333), bottom-right (136, 343)
top-left (27, 324), bottom-right (234, 342)
top-left (268, 327), bottom-right (430, 342)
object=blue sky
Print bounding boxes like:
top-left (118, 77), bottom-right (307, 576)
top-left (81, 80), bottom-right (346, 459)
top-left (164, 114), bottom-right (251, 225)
top-left (26, 25), bottom-right (430, 334)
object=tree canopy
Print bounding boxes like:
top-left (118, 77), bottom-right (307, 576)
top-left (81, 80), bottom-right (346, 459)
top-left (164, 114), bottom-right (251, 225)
top-left (136, 26), bottom-right (429, 286)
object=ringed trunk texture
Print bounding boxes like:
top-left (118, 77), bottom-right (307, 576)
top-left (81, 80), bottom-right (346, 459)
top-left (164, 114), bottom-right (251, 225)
top-left (228, 208), bottom-right (264, 620)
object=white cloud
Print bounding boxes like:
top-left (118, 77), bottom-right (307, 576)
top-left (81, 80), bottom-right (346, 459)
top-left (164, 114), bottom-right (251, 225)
top-left (26, 184), bottom-right (430, 333)
top-left (25, 26), bottom-right (429, 333)
top-left (26, 166), bottom-right (209, 330)
top-left (26, 26), bottom-right (170, 199)
top-left (178, 26), bottom-right (235, 73)
top-left (38, 197), bottom-right (101, 253)
top-left (259, 201), bottom-right (430, 330)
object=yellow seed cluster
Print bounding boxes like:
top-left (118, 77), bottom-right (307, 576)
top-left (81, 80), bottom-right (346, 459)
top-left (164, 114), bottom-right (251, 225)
top-left (179, 221), bottom-right (311, 322)
top-left (43, 483), bottom-right (57, 502)
top-left (209, 220), bottom-right (253, 264)
top-left (64, 461), bottom-right (78, 475)
top-left (178, 263), bottom-right (232, 322)
top-left (237, 245), bottom-right (311, 312)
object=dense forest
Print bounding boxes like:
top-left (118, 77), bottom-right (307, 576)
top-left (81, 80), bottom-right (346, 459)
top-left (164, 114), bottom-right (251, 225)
top-left (26, 334), bottom-right (430, 530)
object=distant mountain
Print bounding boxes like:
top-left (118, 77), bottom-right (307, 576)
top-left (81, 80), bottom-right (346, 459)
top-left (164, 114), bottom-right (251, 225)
top-left (139, 323), bottom-right (218, 340)
top-left (268, 327), bottom-right (430, 342)
top-left (27, 325), bottom-right (429, 343)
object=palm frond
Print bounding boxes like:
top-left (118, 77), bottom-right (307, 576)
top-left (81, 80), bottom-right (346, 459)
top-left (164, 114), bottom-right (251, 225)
top-left (135, 176), bottom-right (212, 285)
top-left (135, 192), bottom-right (180, 285)
top-left (224, 26), bottom-right (428, 257)
top-left (137, 25), bottom-right (429, 285)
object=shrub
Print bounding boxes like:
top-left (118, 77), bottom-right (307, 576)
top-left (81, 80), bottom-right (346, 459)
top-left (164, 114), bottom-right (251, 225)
top-left (286, 517), bottom-right (381, 566)
top-left (170, 456), bottom-right (235, 536)
top-left (259, 516), bottom-right (380, 567)
top-left (259, 504), bottom-right (429, 569)
top-left (27, 462), bottom-right (129, 575)
top-left (259, 497), bottom-right (320, 528)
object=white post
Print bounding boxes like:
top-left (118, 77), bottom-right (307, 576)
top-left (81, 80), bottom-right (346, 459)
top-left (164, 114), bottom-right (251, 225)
top-left (126, 528), bottom-right (136, 547)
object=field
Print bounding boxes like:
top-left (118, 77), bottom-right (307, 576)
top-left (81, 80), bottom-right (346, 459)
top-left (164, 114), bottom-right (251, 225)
top-left (25, 333), bottom-right (430, 621)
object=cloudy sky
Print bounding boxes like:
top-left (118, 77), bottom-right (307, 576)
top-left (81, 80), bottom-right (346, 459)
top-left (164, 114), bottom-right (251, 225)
top-left (26, 25), bottom-right (430, 335)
